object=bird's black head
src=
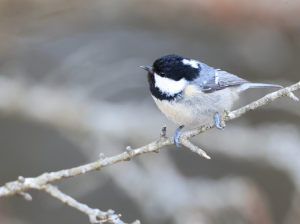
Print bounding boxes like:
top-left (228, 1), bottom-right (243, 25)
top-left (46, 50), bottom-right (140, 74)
top-left (140, 54), bottom-right (201, 100)
top-left (152, 54), bottom-right (199, 81)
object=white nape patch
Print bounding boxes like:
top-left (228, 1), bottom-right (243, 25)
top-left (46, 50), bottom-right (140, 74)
top-left (215, 70), bottom-right (219, 84)
top-left (182, 59), bottom-right (199, 68)
top-left (154, 73), bottom-right (187, 96)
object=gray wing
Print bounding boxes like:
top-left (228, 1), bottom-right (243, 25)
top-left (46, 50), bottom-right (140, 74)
top-left (194, 68), bottom-right (249, 93)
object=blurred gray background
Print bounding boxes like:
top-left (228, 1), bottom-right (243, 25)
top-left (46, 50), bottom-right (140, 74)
top-left (0, 0), bottom-right (300, 224)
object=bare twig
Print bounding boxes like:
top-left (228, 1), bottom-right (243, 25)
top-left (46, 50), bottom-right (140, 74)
top-left (0, 80), bottom-right (299, 223)
top-left (16, 192), bottom-right (32, 201)
top-left (41, 184), bottom-right (131, 224)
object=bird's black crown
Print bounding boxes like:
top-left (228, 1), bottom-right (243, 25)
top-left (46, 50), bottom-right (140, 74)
top-left (152, 54), bottom-right (200, 81)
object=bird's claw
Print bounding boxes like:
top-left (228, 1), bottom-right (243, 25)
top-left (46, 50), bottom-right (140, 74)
top-left (214, 112), bottom-right (224, 130)
top-left (173, 125), bottom-right (184, 147)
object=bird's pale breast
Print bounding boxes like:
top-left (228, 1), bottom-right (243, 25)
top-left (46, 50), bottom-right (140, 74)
top-left (152, 85), bottom-right (239, 126)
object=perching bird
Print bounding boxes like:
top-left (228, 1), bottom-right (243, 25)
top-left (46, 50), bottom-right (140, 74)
top-left (141, 54), bottom-right (282, 147)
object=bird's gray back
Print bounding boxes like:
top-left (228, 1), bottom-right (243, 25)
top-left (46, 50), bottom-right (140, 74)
top-left (192, 62), bottom-right (249, 93)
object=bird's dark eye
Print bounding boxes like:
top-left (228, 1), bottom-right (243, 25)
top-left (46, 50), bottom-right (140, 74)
top-left (161, 72), bottom-right (166, 77)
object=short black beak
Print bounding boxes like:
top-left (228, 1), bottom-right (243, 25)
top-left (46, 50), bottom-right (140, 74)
top-left (140, 66), bottom-right (153, 72)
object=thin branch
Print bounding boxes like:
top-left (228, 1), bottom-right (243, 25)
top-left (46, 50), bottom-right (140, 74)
top-left (40, 184), bottom-right (136, 224)
top-left (16, 191), bottom-right (32, 201)
top-left (0, 81), bottom-right (299, 223)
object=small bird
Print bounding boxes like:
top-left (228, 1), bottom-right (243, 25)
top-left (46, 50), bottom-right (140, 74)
top-left (141, 54), bottom-right (282, 147)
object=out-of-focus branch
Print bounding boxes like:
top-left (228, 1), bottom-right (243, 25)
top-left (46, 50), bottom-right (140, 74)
top-left (0, 79), bottom-right (299, 223)
top-left (2, 176), bottom-right (138, 224)
top-left (41, 184), bottom-right (135, 224)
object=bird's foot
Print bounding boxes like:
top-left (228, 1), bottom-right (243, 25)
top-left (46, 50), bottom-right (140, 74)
top-left (214, 112), bottom-right (224, 131)
top-left (173, 125), bottom-right (184, 147)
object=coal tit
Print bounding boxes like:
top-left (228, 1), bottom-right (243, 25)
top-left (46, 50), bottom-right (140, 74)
top-left (141, 54), bottom-right (282, 147)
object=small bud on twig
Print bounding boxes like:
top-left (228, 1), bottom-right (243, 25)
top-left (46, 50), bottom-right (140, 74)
top-left (99, 153), bottom-right (105, 160)
top-left (18, 176), bottom-right (25, 183)
top-left (126, 146), bottom-right (133, 159)
top-left (160, 125), bottom-right (167, 138)
top-left (126, 146), bottom-right (132, 152)
top-left (107, 209), bottom-right (115, 215)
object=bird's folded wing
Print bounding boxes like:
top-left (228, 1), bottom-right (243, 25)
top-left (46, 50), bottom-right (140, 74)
top-left (196, 69), bottom-right (249, 93)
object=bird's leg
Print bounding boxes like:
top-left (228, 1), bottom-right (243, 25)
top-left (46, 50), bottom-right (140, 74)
top-left (214, 112), bottom-right (224, 130)
top-left (173, 125), bottom-right (184, 147)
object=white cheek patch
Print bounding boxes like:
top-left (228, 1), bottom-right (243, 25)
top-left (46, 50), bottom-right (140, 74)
top-left (182, 59), bottom-right (199, 68)
top-left (154, 73), bottom-right (187, 96)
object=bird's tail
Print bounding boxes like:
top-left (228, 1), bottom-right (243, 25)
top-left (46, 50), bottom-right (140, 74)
top-left (237, 83), bottom-right (282, 93)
